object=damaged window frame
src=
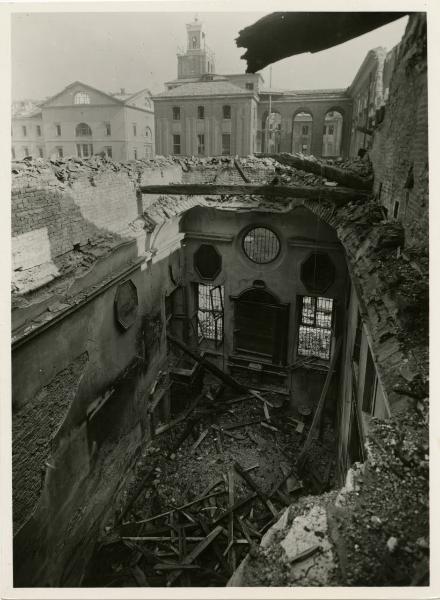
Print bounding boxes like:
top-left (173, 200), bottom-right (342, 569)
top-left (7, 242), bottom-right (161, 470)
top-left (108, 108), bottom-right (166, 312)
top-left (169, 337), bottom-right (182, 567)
top-left (195, 283), bottom-right (224, 348)
top-left (297, 295), bottom-right (334, 361)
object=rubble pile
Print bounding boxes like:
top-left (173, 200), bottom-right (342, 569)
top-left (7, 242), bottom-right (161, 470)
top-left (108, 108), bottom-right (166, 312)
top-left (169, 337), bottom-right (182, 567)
top-left (333, 397), bottom-right (429, 585)
top-left (83, 385), bottom-right (337, 587)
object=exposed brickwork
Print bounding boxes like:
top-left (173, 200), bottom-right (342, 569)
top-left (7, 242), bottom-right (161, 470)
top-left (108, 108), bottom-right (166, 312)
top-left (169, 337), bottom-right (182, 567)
top-left (12, 352), bottom-right (89, 530)
top-left (370, 14), bottom-right (428, 248)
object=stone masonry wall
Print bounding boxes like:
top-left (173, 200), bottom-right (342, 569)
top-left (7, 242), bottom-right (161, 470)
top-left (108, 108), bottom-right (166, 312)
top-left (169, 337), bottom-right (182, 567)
top-left (370, 14), bottom-right (428, 248)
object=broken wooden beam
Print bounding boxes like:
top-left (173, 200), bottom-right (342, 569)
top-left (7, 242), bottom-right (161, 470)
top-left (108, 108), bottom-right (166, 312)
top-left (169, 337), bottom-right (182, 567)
top-left (155, 392), bottom-right (204, 435)
top-left (233, 461), bottom-right (278, 518)
top-left (234, 157), bottom-right (251, 183)
top-left (117, 462), bottom-right (158, 524)
top-left (139, 183), bottom-right (370, 203)
top-left (190, 428), bottom-right (210, 454)
top-left (167, 335), bottom-right (246, 393)
top-left (296, 337), bottom-right (342, 470)
top-left (289, 544), bottom-right (321, 565)
top-left (257, 152), bottom-right (373, 191)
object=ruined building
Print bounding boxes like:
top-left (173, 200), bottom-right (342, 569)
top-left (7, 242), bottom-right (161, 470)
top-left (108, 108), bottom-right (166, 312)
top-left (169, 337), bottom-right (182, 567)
top-left (11, 13), bottom-right (428, 588)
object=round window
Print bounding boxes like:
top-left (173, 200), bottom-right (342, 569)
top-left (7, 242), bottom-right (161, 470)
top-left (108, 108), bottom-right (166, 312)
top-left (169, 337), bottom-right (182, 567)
top-left (242, 227), bottom-right (281, 264)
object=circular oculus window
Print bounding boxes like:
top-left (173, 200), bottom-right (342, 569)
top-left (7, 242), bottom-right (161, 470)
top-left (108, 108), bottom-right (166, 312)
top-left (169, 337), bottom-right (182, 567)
top-left (242, 227), bottom-right (281, 264)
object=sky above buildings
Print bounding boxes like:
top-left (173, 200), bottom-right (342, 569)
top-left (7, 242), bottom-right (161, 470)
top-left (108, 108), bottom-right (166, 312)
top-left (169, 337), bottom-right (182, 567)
top-left (11, 11), bottom-right (409, 101)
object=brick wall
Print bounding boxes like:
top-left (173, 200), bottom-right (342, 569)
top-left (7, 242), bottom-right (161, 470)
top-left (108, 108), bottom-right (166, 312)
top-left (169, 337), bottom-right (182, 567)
top-left (12, 352), bottom-right (89, 529)
top-left (370, 14), bottom-right (428, 247)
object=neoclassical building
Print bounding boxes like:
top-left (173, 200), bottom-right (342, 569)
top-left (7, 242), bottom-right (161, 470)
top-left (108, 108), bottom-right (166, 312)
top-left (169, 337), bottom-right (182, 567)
top-left (154, 19), bottom-right (398, 159)
top-left (12, 82), bottom-right (155, 162)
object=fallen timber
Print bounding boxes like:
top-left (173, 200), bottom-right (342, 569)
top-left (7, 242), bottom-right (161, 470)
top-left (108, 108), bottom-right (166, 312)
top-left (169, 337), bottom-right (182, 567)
top-left (258, 152), bottom-right (373, 191)
top-left (139, 183), bottom-right (370, 204)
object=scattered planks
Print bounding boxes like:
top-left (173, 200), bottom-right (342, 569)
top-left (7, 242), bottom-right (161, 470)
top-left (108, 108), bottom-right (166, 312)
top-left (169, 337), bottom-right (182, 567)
top-left (139, 183), bottom-right (370, 204)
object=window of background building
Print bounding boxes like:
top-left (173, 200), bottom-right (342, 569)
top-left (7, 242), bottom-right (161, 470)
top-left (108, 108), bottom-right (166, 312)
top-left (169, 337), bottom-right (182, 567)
top-left (245, 82), bottom-right (254, 90)
top-left (197, 134), bottom-right (205, 155)
top-left (105, 122), bottom-right (111, 136)
top-left (132, 123), bottom-right (137, 136)
top-left (76, 144), bottom-right (93, 158)
top-left (22, 125), bottom-right (27, 137)
top-left (38, 147), bottom-right (44, 158)
top-left (36, 125), bottom-right (41, 136)
top-left (297, 296), bottom-right (334, 360)
top-left (221, 133), bottom-right (231, 155)
top-left (173, 134), bottom-right (181, 155)
top-left (75, 122), bottom-right (92, 136)
top-left (23, 146), bottom-right (29, 156)
top-left (145, 126), bottom-right (152, 140)
top-left (104, 146), bottom-right (112, 158)
top-left (11, 147), bottom-right (15, 159)
top-left (222, 105), bottom-right (231, 119)
top-left (197, 106), bottom-right (205, 119)
top-left (56, 146), bottom-right (63, 158)
top-left (55, 124), bottom-right (61, 136)
top-left (172, 106), bottom-right (181, 120)
top-left (74, 91), bottom-right (90, 105)
top-left (134, 148), bottom-right (138, 160)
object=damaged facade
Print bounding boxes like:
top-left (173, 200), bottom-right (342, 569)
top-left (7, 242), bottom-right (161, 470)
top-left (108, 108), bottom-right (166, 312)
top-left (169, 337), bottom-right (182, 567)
top-left (10, 13), bottom-right (428, 589)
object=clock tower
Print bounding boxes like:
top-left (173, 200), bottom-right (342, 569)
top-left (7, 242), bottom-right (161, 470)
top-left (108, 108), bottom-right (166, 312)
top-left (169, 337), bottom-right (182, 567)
top-left (177, 18), bottom-right (216, 79)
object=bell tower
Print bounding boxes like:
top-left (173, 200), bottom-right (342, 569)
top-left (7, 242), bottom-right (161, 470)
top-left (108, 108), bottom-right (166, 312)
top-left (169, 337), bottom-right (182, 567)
top-left (177, 18), bottom-right (216, 79)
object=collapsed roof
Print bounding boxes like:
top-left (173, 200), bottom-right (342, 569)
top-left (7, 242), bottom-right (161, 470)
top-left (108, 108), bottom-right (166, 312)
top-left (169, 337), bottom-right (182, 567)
top-left (236, 12), bottom-right (408, 73)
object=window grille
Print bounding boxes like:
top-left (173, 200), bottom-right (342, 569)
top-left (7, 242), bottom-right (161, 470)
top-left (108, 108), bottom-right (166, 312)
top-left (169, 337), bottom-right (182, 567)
top-left (197, 134), bottom-right (205, 155)
top-left (56, 146), bottom-right (63, 158)
top-left (197, 106), bottom-right (204, 119)
top-left (297, 296), bottom-right (333, 360)
top-left (172, 106), bottom-right (181, 120)
top-left (197, 284), bottom-right (224, 345)
top-left (242, 227), bottom-right (280, 264)
top-left (38, 147), bottom-right (44, 158)
top-left (245, 82), bottom-right (254, 90)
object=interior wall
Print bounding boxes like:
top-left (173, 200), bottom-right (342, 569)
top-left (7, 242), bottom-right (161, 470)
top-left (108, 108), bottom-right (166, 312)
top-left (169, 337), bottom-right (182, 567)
top-left (180, 204), bottom-right (348, 410)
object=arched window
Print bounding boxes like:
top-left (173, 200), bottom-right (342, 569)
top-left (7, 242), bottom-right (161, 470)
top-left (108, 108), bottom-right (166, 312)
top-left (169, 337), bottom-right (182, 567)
top-left (145, 126), bottom-right (152, 140)
top-left (292, 111), bottom-right (313, 154)
top-left (74, 91), bottom-right (90, 105)
top-left (75, 122), bottom-right (92, 137)
top-left (322, 110), bottom-right (343, 157)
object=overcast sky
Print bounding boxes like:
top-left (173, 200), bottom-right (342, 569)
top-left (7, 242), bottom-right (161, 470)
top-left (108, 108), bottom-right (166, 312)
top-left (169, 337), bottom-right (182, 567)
top-left (11, 11), bottom-right (409, 101)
